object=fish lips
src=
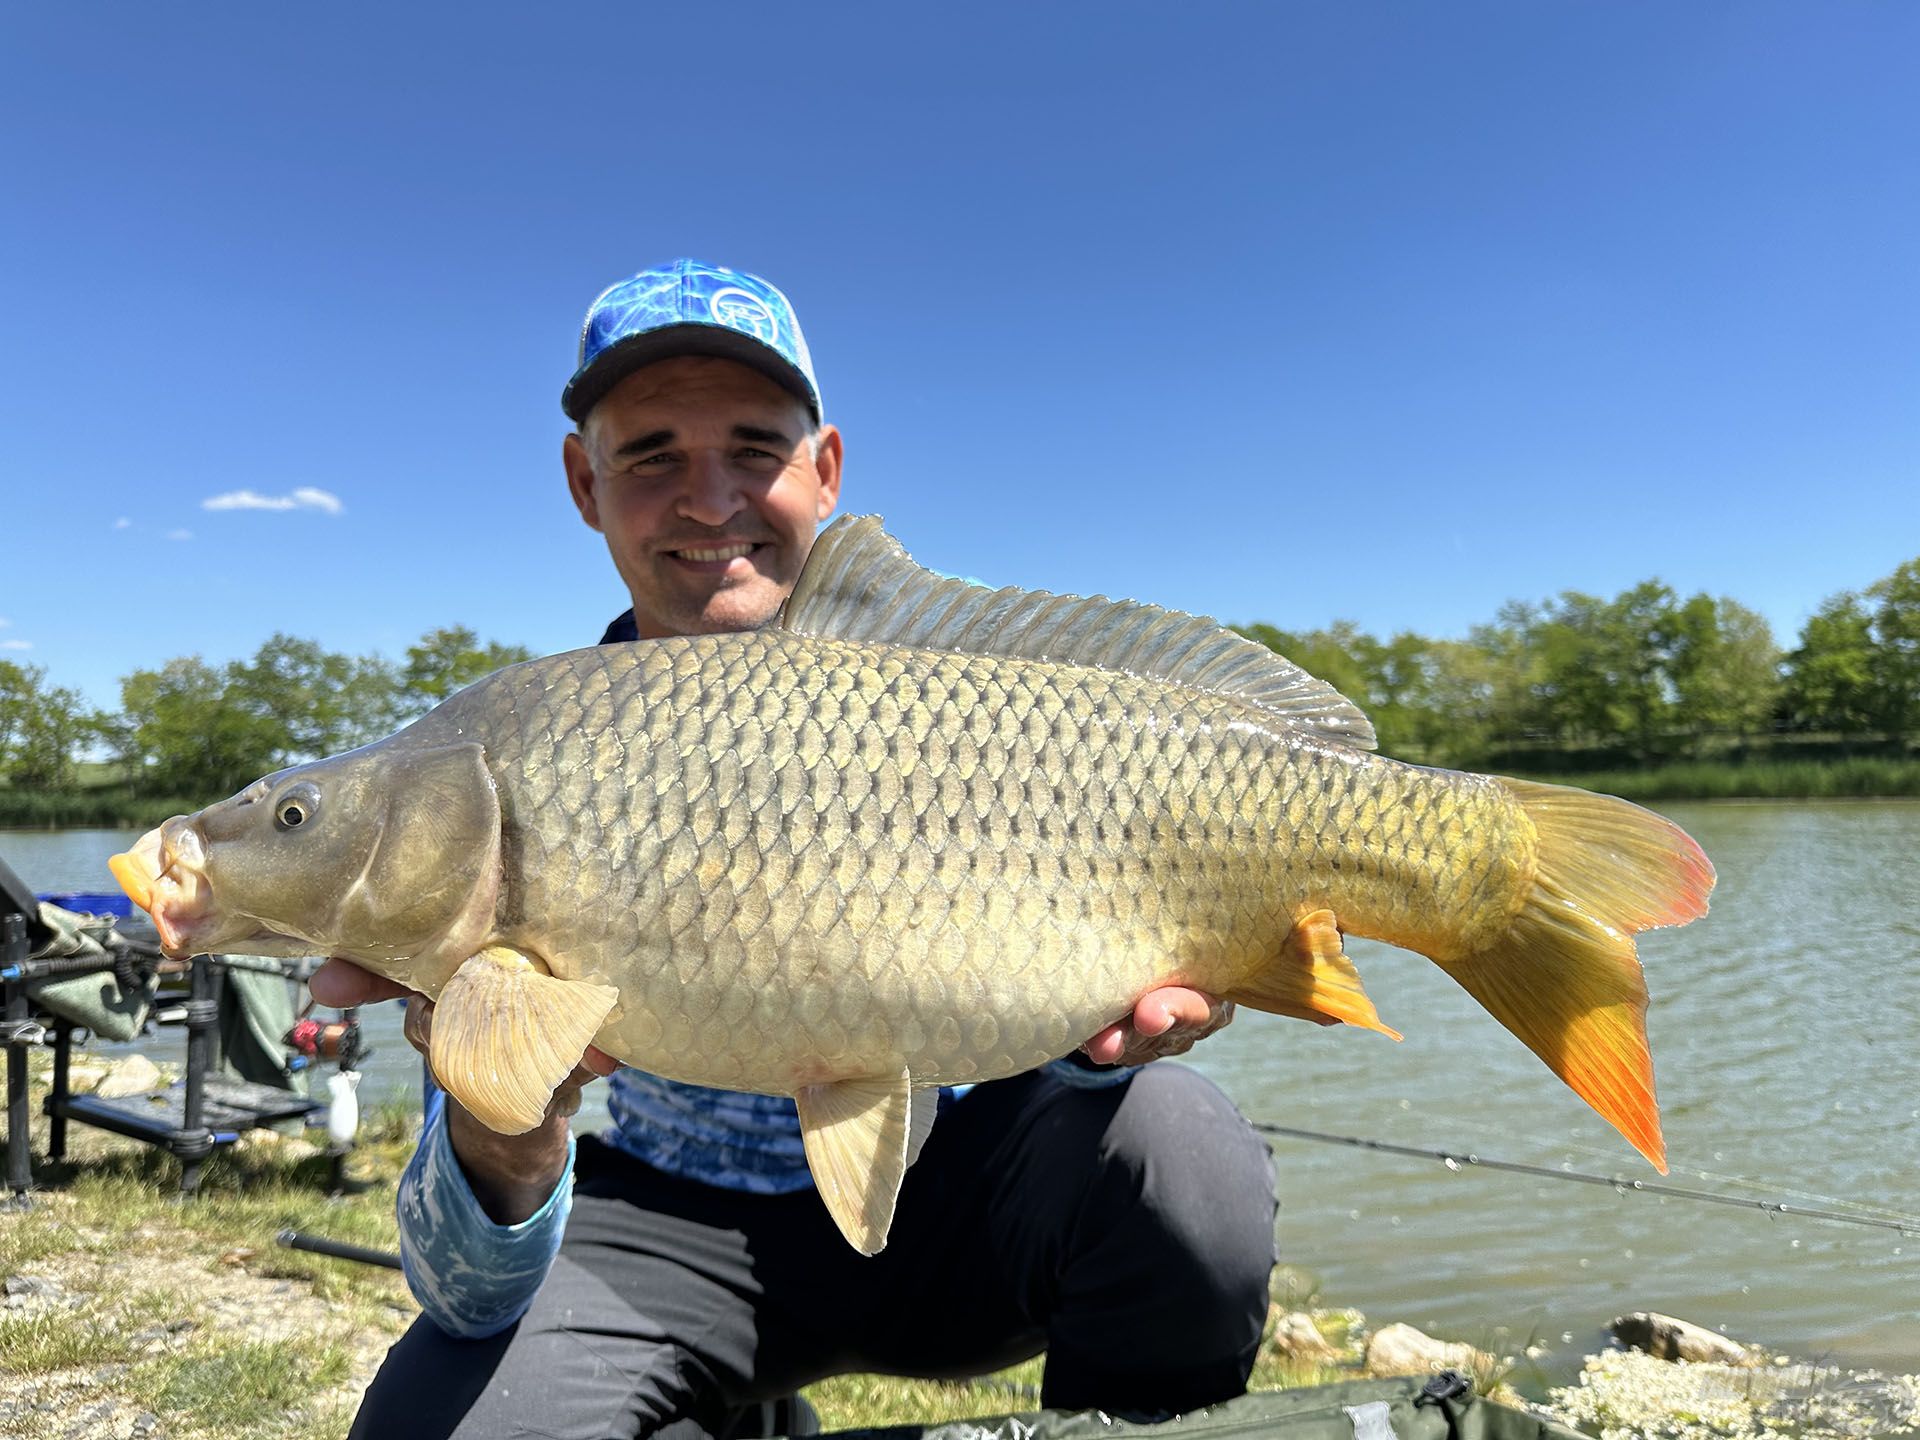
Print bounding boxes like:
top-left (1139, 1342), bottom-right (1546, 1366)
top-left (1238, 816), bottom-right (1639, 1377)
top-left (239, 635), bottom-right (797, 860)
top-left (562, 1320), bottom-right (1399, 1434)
top-left (110, 817), bottom-right (228, 958)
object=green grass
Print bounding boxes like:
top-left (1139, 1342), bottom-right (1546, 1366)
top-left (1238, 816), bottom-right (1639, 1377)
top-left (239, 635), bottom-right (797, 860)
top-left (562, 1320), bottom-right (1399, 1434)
top-left (0, 1302), bottom-right (142, 1375)
top-left (806, 1359), bottom-right (1047, 1430)
top-left (1505, 755), bottom-right (1920, 801)
top-left (0, 784), bottom-right (201, 829)
top-left (800, 1317), bottom-right (1366, 1433)
top-left (0, 1214), bottom-right (74, 1274)
top-left (39, 1137), bottom-right (413, 1311)
top-left (144, 1337), bottom-right (355, 1434)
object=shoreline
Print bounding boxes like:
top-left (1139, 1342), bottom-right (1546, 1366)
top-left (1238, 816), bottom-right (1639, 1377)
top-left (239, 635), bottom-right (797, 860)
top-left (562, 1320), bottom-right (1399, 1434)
top-left (5, 1056), bottom-right (1917, 1438)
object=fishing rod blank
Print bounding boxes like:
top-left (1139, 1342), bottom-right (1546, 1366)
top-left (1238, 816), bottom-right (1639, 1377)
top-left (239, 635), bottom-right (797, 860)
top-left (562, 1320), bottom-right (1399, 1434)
top-left (276, 1228), bottom-right (402, 1269)
top-left (1251, 1120), bottom-right (1920, 1236)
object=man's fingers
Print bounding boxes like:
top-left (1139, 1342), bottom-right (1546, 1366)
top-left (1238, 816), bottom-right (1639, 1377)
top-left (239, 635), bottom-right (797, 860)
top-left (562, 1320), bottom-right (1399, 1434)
top-left (1136, 987), bottom-right (1219, 1034)
top-left (310, 957), bottom-right (414, 1008)
top-left (402, 995), bottom-right (434, 1057)
top-left (1082, 987), bottom-right (1235, 1067)
top-left (1131, 995), bottom-right (1178, 1037)
top-left (1081, 1023), bottom-right (1128, 1065)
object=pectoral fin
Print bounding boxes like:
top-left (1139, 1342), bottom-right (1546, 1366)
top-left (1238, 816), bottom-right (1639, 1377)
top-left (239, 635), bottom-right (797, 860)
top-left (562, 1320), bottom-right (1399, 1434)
top-left (795, 1069), bottom-right (930, 1256)
top-left (430, 947), bottom-right (620, 1135)
top-left (1225, 908), bottom-right (1402, 1039)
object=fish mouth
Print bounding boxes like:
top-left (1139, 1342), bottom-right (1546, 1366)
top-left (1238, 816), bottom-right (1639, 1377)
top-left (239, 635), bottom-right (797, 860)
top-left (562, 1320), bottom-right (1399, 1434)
top-left (110, 818), bottom-right (216, 957)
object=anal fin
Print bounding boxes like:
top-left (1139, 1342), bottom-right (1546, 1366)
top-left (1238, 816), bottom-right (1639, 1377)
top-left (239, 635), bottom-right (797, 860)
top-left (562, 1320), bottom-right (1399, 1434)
top-left (430, 947), bottom-right (619, 1135)
top-left (796, 1069), bottom-right (930, 1256)
top-left (1224, 908), bottom-right (1402, 1040)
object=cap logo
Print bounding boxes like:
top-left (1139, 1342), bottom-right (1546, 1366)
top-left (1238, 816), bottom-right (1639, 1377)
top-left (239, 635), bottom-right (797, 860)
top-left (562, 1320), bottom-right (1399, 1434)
top-left (708, 287), bottom-right (779, 343)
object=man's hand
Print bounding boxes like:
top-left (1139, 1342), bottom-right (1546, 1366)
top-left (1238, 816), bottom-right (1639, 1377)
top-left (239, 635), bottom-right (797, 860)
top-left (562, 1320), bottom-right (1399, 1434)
top-left (309, 957), bottom-right (616, 1224)
top-left (1081, 985), bottom-right (1235, 1067)
top-left (309, 956), bottom-right (414, 1008)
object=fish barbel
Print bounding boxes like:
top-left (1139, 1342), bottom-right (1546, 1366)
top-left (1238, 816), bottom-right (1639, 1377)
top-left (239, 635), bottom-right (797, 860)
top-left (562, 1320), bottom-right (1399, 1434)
top-left (111, 517), bottom-right (1713, 1253)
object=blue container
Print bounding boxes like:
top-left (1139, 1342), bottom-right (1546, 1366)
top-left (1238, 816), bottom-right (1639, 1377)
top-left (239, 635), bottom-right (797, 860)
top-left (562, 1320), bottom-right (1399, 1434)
top-left (38, 891), bottom-right (135, 918)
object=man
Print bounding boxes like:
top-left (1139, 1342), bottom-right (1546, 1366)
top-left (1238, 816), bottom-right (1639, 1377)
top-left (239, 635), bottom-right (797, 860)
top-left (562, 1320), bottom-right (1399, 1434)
top-left (314, 260), bottom-right (1278, 1439)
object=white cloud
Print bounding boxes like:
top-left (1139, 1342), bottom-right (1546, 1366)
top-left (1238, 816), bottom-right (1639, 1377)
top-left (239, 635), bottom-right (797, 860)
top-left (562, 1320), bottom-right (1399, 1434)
top-left (166, 528), bottom-right (194, 541)
top-left (113, 517), bottom-right (132, 529)
top-left (201, 487), bottom-right (344, 515)
top-left (1, 639), bottom-right (31, 651)
top-left (290, 486), bottom-right (344, 515)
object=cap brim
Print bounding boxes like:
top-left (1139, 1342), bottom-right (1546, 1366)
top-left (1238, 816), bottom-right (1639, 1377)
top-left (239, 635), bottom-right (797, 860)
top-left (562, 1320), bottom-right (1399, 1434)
top-left (561, 324), bottom-right (820, 424)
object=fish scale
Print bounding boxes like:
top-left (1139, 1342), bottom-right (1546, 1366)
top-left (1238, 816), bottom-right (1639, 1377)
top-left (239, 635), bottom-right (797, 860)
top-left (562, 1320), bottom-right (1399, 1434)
top-left (426, 630), bottom-right (1522, 1094)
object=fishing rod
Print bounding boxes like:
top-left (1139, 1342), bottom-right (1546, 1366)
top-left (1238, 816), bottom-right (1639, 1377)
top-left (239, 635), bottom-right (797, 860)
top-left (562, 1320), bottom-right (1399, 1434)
top-left (276, 1228), bottom-right (402, 1269)
top-left (1250, 1120), bottom-right (1920, 1236)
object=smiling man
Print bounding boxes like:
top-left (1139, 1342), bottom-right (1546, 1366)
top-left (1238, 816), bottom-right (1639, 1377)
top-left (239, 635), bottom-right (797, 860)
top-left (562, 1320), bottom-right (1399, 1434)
top-left (327, 260), bottom-right (1279, 1440)
top-left (562, 353), bottom-right (840, 641)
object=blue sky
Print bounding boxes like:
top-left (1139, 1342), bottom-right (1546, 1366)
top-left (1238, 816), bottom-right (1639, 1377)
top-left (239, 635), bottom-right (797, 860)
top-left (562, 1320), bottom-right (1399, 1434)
top-left (3, 3), bottom-right (1915, 713)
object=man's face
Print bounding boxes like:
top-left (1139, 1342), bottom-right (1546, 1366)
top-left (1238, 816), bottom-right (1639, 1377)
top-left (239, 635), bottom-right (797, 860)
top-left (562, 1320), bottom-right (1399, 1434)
top-left (564, 356), bottom-right (842, 639)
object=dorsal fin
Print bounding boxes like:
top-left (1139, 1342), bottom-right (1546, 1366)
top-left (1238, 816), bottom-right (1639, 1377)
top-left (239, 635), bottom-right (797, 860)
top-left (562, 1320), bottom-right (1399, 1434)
top-left (783, 515), bottom-right (1377, 750)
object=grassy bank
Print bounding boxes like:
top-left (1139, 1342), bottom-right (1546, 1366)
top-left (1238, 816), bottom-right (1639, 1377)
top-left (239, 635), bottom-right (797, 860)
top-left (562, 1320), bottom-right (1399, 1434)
top-left (1503, 755), bottom-right (1920, 802)
top-left (0, 1058), bottom-right (1351, 1439)
top-left (0, 1095), bottom-right (421, 1439)
top-left (9, 1056), bottom-right (1913, 1438)
top-left (0, 786), bottom-right (200, 830)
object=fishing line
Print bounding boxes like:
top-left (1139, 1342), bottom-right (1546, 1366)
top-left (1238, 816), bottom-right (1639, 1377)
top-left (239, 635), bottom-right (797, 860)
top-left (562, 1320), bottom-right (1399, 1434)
top-left (1249, 1120), bottom-right (1920, 1236)
top-left (1373, 1101), bottom-right (1918, 1227)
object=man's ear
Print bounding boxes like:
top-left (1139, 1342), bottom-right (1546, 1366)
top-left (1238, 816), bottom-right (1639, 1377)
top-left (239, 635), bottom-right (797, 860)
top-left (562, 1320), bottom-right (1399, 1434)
top-left (813, 424), bottom-right (844, 521)
top-left (563, 431), bottom-right (603, 531)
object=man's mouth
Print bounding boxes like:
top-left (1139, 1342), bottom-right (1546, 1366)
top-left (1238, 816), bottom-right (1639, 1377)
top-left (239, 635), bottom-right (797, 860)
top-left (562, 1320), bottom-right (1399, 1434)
top-left (667, 541), bottom-right (764, 571)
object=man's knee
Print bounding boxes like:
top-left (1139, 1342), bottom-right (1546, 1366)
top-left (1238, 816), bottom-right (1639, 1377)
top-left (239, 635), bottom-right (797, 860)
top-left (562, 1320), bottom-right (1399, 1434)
top-left (351, 1314), bottom-right (651, 1439)
top-left (1095, 1064), bottom-right (1277, 1303)
top-left (1038, 1066), bottom-right (1276, 1412)
top-left (350, 1317), bottom-right (510, 1438)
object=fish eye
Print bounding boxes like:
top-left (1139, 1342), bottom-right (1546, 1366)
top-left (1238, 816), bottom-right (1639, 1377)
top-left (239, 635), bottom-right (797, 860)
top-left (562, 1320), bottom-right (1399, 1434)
top-left (274, 783), bottom-right (321, 831)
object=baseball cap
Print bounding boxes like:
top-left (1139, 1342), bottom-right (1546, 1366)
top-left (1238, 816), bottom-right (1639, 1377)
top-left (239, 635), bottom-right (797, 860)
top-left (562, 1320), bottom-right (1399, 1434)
top-left (562, 259), bottom-right (821, 424)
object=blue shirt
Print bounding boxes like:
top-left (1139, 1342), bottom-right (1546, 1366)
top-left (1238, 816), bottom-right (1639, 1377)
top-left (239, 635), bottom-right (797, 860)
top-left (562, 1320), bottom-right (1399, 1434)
top-left (395, 611), bottom-right (1135, 1336)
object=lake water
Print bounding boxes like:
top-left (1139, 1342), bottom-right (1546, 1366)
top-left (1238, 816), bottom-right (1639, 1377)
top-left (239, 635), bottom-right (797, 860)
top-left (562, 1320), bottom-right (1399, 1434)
top-left (4, 801), bottom-right (1916, 1379)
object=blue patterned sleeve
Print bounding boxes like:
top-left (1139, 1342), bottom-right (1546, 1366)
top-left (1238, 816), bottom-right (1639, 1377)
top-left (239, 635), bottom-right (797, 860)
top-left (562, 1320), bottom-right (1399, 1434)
top-left (1041, 1055), bottom-right (1140, 1089)
top-left (396, 1091), bottom-right (575, 1338)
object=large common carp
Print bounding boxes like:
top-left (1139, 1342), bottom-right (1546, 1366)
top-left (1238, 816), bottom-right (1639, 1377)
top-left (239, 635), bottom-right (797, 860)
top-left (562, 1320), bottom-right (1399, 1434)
top-left (111, 517), bottom-right (1713, 1253)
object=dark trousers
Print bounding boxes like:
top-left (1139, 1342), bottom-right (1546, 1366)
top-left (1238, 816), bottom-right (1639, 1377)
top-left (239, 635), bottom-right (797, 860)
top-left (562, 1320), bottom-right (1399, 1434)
top-left (350, 1064), bottom-right (1278, 1440)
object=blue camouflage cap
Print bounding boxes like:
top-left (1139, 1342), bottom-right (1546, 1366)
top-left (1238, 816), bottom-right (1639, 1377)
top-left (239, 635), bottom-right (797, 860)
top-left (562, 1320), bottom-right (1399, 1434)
top-left (562, 259), bottom-right (821, 424)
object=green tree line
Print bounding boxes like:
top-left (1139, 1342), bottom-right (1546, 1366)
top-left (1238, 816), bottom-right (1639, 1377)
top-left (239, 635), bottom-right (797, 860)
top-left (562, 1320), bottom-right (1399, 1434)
top-left (0, 627), bottom-right (531, 800)
top-left (1241, 554), bottom-right (1920, 768)
top-left (2, 557), bottom-right (1917, 808)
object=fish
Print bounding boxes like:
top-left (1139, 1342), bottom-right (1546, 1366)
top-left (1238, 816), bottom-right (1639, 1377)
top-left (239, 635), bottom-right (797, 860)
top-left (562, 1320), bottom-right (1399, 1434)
top-left (110, 516), bottom-right (1714, 1254)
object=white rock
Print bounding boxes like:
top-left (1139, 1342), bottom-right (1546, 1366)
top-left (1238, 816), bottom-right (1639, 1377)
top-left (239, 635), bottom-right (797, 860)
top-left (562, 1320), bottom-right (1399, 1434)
top-left (1269, 1310), bottom-right (1339, 1363)
top-left (63, 1060), bottom-right (112, 1092)
top-left (91, 1055), bottom-right (163, 1098)
top-left (1364, 1322), bottom-right (1492, 1378)
top-left (234, 1129), bottom-right (323, 1162)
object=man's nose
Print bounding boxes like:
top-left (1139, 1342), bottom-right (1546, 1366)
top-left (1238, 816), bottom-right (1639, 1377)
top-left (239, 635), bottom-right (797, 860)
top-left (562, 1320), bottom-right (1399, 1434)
top-left (675, 450), bottom-right (745, 526)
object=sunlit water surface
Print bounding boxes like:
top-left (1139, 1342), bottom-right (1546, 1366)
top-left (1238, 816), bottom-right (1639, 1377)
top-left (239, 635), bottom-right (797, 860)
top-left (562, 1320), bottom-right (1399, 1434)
top-left (6, 801), bottom-right (1917, 1380)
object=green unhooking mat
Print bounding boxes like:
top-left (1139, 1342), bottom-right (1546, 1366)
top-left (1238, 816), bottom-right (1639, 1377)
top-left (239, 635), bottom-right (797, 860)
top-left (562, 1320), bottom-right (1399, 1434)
top-left (23, 902), bottom-right (159, 1043)
top-left (215, 959), bottom-right (309, 1096)
top-left (816, 1374), bottom-right (1584, 1440)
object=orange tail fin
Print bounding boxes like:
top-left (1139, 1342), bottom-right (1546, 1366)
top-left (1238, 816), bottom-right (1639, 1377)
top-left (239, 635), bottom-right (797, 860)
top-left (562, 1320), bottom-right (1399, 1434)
top-left (1438, 779), bottom-right (1715, 1174)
